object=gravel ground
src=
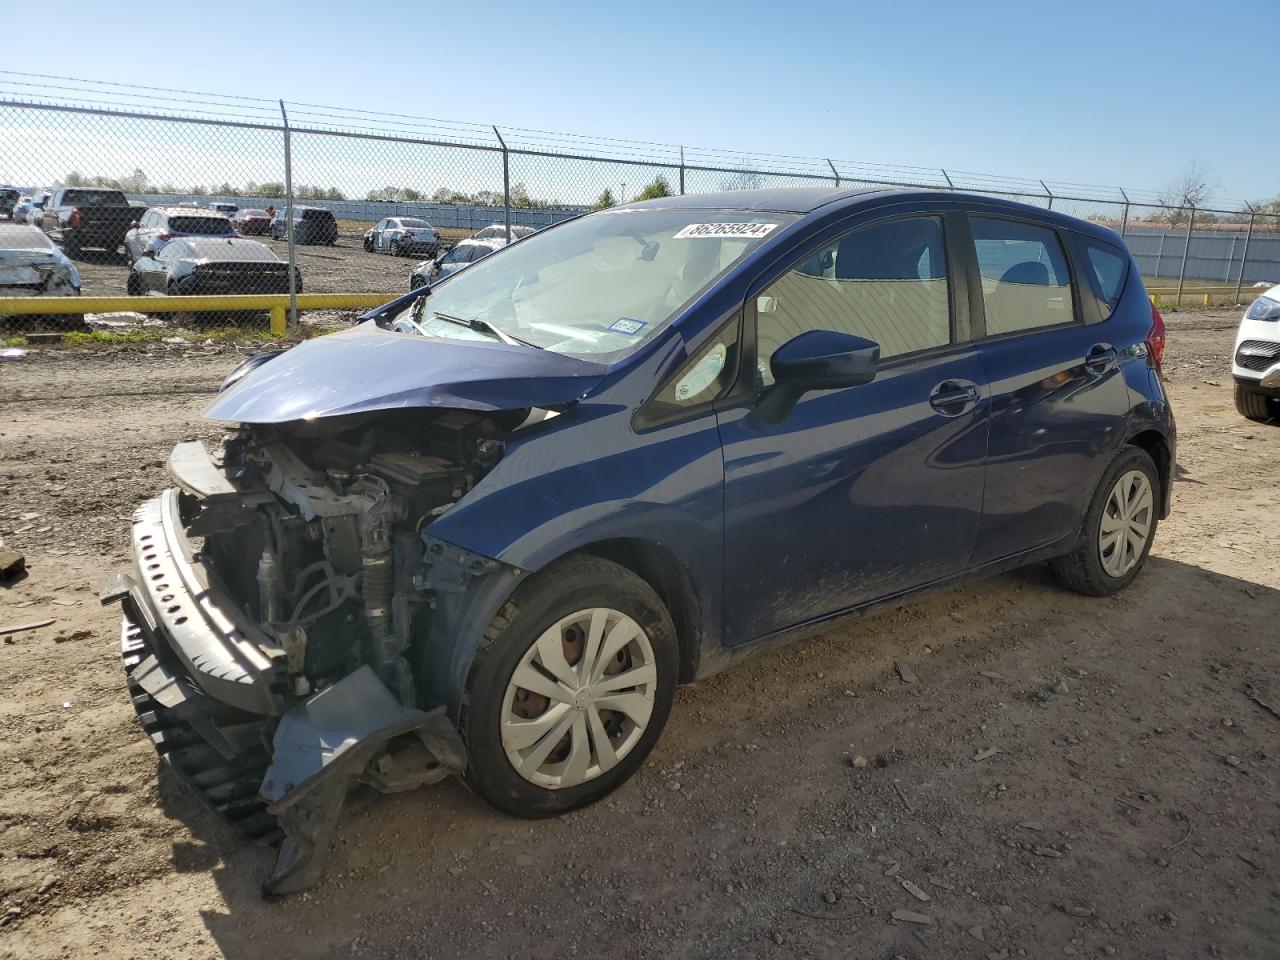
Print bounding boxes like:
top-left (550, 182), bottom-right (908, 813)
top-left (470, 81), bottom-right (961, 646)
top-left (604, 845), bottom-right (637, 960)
top-left (0, 309), bottom-right (1277, 960)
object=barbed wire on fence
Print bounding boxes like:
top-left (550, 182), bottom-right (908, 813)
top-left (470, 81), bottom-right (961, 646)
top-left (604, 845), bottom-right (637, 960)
top-left (0, 70), bottom-right (1276, 336)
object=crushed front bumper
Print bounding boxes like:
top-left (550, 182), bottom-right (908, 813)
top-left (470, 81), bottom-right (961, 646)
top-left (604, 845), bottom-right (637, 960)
top-left (105, 451), bottom-right (466, 896)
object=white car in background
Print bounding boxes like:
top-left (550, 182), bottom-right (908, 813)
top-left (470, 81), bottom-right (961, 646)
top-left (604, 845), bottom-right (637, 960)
top-left (12, 192), bottom-right (52, 224)
top-left (0, 223), bottom-right (81, 326)
top-left (363, 217), bottom-right (442, 257)
top-left (409, 236), bottom-right (504, 289)
top-left (471, 223), bottom-right (536, 242)
top-left (1232, 281), bottom-right (1280, 421)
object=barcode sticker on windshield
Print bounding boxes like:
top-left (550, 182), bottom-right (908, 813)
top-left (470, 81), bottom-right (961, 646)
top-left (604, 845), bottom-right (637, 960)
top-left (673, 222), bottom-right (778, 240)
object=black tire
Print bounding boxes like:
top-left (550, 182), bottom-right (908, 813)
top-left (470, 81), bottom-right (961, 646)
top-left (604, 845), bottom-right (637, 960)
top-left (390, 239), bottom-right (403, 257)
top-left (460, 554), bottom-right (678, 819)
top-left (63, 233), bottom-right (80, 259)
top-left (363, 235), bottom-right (373, 252)
top-left (125, 273), bottom-right (141, 297)
top-left (1234, 382), bottom-right (1273, 423)
top-left (1050, 446), bottom-right (1160, 597)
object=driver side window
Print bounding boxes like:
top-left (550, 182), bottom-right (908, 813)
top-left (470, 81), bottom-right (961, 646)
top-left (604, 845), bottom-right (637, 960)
top-left (755, 216), bottom-right (952, 387)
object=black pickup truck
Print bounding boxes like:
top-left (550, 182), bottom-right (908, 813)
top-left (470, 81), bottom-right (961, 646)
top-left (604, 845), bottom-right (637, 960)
top-left (41, 187), bottom-right (142, 256)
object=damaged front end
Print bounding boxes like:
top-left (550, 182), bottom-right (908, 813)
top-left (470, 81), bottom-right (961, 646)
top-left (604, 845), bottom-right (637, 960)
top-left (104, 404), bottom-right (531, 896)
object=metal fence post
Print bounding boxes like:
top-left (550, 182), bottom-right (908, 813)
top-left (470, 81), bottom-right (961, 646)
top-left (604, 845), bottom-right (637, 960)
top-left (940, 169), bottom-right (954, 189)
top-left (827, 159), bottom-right (840, 188)
top-left (493, 126), bottom-right (511, 243)
top-left (279, 99), bottom-right (297, 330)
top-left (1119, 188), bottom-right (1130, 238)
top-left (1234, 205), bottom-right (1255, 305)
top-left (1040, 180), bottom-right (1053, 210)
top-left (679, 146), bottom-right (685, 196)
top-left (1176, 207), bottom-right (1195, 307)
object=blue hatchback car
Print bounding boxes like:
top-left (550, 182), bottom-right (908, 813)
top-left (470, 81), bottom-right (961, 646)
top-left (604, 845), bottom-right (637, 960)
top-left (109, 188), bottom-right (1174, 894)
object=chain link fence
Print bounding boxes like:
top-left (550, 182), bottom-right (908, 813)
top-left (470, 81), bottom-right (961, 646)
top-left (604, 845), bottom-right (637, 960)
top-left (1, 72), bottom-right (1277, 336)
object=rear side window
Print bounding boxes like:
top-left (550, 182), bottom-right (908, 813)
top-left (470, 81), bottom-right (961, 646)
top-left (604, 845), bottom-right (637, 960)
top-left (302, 209), bottom-right (334, 222)
top-left (970, 217), bottom-right (1074, 336)
top-left (756, 215), bottom-right (951, 386)
top-left (1082, 239), bottom-right (1128, 319)
top-left (170, 216), bottom-right (234, 234)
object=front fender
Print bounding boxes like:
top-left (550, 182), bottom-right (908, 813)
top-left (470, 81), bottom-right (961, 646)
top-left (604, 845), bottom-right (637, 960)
top-left (421, 400), bottom-right (727, 708)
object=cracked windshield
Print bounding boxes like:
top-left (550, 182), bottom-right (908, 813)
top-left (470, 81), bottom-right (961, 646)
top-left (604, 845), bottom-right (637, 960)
top-left (390, 208), bottom-right (794, 359)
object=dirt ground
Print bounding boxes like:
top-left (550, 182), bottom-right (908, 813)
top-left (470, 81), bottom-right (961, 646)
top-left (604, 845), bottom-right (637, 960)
top-left (69, 225), bottom-right (421, 300)
top-left (0, 309), bottom-right (1277, 960)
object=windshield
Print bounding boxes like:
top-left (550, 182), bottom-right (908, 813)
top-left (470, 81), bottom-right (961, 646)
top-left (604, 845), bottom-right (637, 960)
top-left (390, 208), bottom-right (793, 359)
top-left (399, 218), bottom-right (431, 228)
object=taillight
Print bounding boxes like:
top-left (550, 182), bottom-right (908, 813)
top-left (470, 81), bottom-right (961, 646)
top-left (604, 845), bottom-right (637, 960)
top-left (68, 207), bottom-right (81, 227)
top-left (1147, 304), bottom-right (1166, 372)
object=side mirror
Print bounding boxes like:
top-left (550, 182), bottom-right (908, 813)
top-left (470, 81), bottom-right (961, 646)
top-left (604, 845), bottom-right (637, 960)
top-left (758, 330), bottom-right (880, 423)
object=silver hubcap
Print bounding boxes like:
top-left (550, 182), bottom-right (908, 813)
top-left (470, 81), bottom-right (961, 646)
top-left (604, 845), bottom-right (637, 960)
top-left (1098, 469), bottom-right (1154, 578)
top-left (501, 608), bottom-right (657, 789)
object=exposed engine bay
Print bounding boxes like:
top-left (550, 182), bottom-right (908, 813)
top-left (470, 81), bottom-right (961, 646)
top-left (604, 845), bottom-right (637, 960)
top-left (198, 405), bottom-right (520, 704)
top-left (108, 403), bottom-right (543, 896)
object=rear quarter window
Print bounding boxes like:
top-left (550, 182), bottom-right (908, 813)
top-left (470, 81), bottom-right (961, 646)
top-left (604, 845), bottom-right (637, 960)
top-left (1081, 239), bottom-right (1129, 319)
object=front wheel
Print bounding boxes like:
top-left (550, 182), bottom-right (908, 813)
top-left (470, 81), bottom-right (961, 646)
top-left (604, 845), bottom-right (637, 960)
top-left (460, 555), bottom-right (678, 818)
top-left (1051, 446), bottom-right (1160, 596)
top-left (1234, 382), bottom-right (1274, 422)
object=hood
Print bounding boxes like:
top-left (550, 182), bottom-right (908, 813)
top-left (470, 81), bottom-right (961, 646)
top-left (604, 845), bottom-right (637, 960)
top-left (203, 321), bottom-right (607, 424)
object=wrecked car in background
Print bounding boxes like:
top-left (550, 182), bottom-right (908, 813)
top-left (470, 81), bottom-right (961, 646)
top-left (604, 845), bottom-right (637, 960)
top-left (0, 223), bottom-right (81, 326)
top-left (105, 188), bottom-right (1175, 897)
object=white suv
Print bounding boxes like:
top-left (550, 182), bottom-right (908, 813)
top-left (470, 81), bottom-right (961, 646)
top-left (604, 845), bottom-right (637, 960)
top-left (1233, 282), bottom-right (1280, 421)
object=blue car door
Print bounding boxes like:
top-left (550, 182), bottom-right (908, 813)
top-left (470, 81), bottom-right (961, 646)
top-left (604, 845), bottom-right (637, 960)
top-left (716, 211), bottom-right (990, 645)
top-left (962, 213), bottom-right (1132, 565)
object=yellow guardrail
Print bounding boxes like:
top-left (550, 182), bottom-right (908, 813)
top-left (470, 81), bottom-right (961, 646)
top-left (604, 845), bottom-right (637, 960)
top-left (0, 293), bottom-right (399, 336)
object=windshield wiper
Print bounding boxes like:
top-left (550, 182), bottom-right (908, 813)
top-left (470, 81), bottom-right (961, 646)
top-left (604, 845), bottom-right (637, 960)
top-left (432, 311), bottom-right (541, 349)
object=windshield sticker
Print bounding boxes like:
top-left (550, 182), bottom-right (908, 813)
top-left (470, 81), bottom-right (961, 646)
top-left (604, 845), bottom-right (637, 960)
top-left (673, 222), bottom-right (778, 240)
top-left (609, 317), bottom-right (648, 336)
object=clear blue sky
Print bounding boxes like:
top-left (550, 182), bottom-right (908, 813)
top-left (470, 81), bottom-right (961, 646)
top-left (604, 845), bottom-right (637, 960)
top-left (6, 0), bottom-right (1276, 203)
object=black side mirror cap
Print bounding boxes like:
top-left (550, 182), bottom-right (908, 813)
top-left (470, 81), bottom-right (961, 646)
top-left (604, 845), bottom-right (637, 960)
top-left (758, 330), bottom-right (880, 424)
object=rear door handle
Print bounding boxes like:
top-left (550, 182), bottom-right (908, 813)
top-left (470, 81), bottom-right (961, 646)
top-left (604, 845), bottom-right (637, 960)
top-left (929, 379), bottom-right (980, 417)
top-left (1085, 343), bottom-right (1119, 374)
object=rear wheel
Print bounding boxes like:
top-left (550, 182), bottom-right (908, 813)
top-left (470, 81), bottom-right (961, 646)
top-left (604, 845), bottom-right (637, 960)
top-left (461, 555), bottom-right (677, 818)
top-left (1051, 446), bottom-right (1159, 596)
top-left (390, 239), bottom-right (404, 257)
top-left (1234, 382), bottom-right (1274, 422)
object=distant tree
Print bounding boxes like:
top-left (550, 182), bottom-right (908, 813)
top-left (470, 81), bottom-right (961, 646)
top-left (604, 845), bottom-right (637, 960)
top-left (592, 187), bottom-right (617, 211)
top-left (189, 184), bottom-right (208, 196)
top-left (118, 168), bottom-right (148, 193)
top-left (718, 169), bottom-right (763, 191)
top-left (471, 190), bottom-right (504, 207)
top-left (64, 171), bottom-right (86, 187)
top-left (635, 175), bottom-right (673, 200)
top-left (257, 182), bottom-right (285, 198)
top-left (1156, 161), bottom-right (1215, 225)
top-left (325, 186), bottom-right (346, 201)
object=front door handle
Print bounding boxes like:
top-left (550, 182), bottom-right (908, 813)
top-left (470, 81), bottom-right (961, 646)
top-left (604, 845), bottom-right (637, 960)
top-left (929, 379), bottom-right (980, 417)
top-left (1085, 343), bottom-right (1119, 374)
